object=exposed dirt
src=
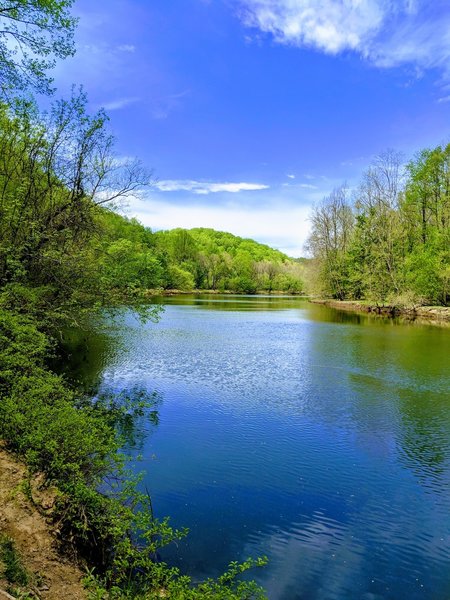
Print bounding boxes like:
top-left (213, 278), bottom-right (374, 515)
top-left (0, 445), bottom-right (87, 600)
top-left (310, 299), bottom-right (450, 325)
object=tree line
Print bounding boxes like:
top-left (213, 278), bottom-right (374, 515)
top-left (100, 220), bottom-right (305, 294)
top-left (306, 148), bottom-right (450, 306)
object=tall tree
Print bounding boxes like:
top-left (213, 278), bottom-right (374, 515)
top-left (0, 90), bottom-right (152, 314)
top-left (401, 145), bottom-right (450, 303)
top-left (353, 150), bottom-right (405, 300)
top-left (0, 0), bottom-right (76, 98)
top-left (306, 185), bottom-right (354, 299)
top-left (404, 145), bottom-right (450, 245)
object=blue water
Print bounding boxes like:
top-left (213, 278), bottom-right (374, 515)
top-left (73, 295), bottom-right (450, 599)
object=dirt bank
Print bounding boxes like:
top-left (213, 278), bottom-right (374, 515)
top-left (310, 299), bottom-right (450, 325)
top-left (0, 445), bottom-right (87, 600)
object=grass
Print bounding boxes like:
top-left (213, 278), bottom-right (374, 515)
top-left (0, 535), bottom-right (29, 587)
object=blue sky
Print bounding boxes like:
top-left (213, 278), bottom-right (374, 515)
top-left (51, 0), bottom-right (450, 256)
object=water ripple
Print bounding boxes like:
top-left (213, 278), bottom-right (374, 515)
top-left (84, 298), bottom-right (450, 600)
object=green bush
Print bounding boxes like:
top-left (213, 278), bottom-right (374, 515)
top-left (165, 265), bottom-right (196, 290)
top-left (228, 276), bottom-right (257, 294)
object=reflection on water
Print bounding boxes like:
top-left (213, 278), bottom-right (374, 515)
top-left (55, 324), bottom-right (120, 392)
top-left (96, 386), bottom-right (162, 451)
top-left (153, 294), bottom-right (310, 312)
top-left (64, 295), bottom-right (450, 600)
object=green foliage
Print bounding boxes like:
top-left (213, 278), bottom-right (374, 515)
top-left (228, 275), bottom-right (257, 294)
top-left (0, 535), bottom-right (29, 588)
top-left (0, 0), bottom-right (77, 97)
top-left (88, 211), bottom-right (303, 295)
top-left (84, 556), bottom-right (268, 600)
top-left (165, 264), bottom-right (196, 290)
top-left (99, 239), bottom-right (164, 291)
top-left (0, 93), bottom-right (156, 328)
top-left (154, 228), bottom-right (305, 293)
top-left (307, 147), bottom-right (450, 306)
top-left (403, 246), bottom-right (449, 304)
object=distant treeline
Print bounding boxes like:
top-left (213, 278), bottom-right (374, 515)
top-left (100, 219), bottom-right (306, 294)
top-left (306, 148), bottom-right (450, 306)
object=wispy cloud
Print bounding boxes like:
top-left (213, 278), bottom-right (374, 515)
top-left (236, 1), bottom-right (450, 80)
top-left (282, 182), bottom-right (317, 189)
top-left (154, 180), bottom-right (270, 194)
top-left (238, 0), bottom-right (384, 54)
top-left (101, 97), bottom-right (140, 111)
top-left (286, 173), bottom-right (295, 179)
top-left (150, 90), bottom-right (191, 120)
top-left (117, 44), bottom-right (136, 53)
top-left (437, 95), bottom-right (450, 104)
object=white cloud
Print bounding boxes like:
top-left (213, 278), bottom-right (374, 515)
top-left (101, 97), bottom-right (140, 111)
top-left (239, 0), bottom-right (385, 54)
top-left (117, 44), bottom-right (136, 53)
top-left (150, 90), bottom-right (191, 120)
top-left (437, 95), bottom-right (450, 104)
top-left (237, 1), bottom-right (450, 80)
top-left (282, 182), bottom-right (317, 189)
top-left (123, 194), bottom-right (311, 257)
top-left (287, 173), bottom-right (296, 179)
top-left (154, 180), bottom-right (270, 194)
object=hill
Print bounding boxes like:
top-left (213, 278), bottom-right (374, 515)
top-left (95, 216), bottom-right (306, 294)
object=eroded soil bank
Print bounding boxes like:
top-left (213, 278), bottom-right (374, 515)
top-left (311, 299), bottom-right (450, 324)
top-left (0, 445), bottom-right (86, 600)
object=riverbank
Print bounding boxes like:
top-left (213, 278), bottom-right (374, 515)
top-left (310, 299), bottom-right (450, 324)
top-left (0, 446), bottom-right (86, 600)
top-left (146, 288), bottom-right (306, 296)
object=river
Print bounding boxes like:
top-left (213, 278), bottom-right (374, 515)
top-left (63, 295), bottom-right (450, 600)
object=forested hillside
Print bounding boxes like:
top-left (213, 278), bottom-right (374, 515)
top-left (82, 214), bottom-right (306, 294)
top-left (307, 149), bottom-right (450, 306)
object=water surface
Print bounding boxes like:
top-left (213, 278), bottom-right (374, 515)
top-left (67, 295), bottom-right (450, 600)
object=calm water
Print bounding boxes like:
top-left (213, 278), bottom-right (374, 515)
top-left (65, 295), bottom-right (450, 600)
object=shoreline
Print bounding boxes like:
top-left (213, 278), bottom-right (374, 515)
top-left (145, 288), bottom-right (306, 297)
top-left (0, 446), bottom-right (86, 600)
top-left (310, 299), bottom-right (450, 325)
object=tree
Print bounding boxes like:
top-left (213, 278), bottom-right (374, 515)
top-left (353, 150), bottom-right (405, 300)
top-left (0, 90), bottom-right (152, 318)
top-left (304, 146), bottom-right (449, 306)
top-left (306, 185), bottom-right (354, 299)
top-left (254, 260), bottom-right (280, 292)
top-left (401, 144), bottom-right (450, 304)
top-left (404, 145), bottom-right (450, 245)
top-left (0, 0), bottom-right (76, 98)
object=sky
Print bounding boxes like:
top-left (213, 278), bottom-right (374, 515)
top-left (50, 0), bottom-right (450, 257)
